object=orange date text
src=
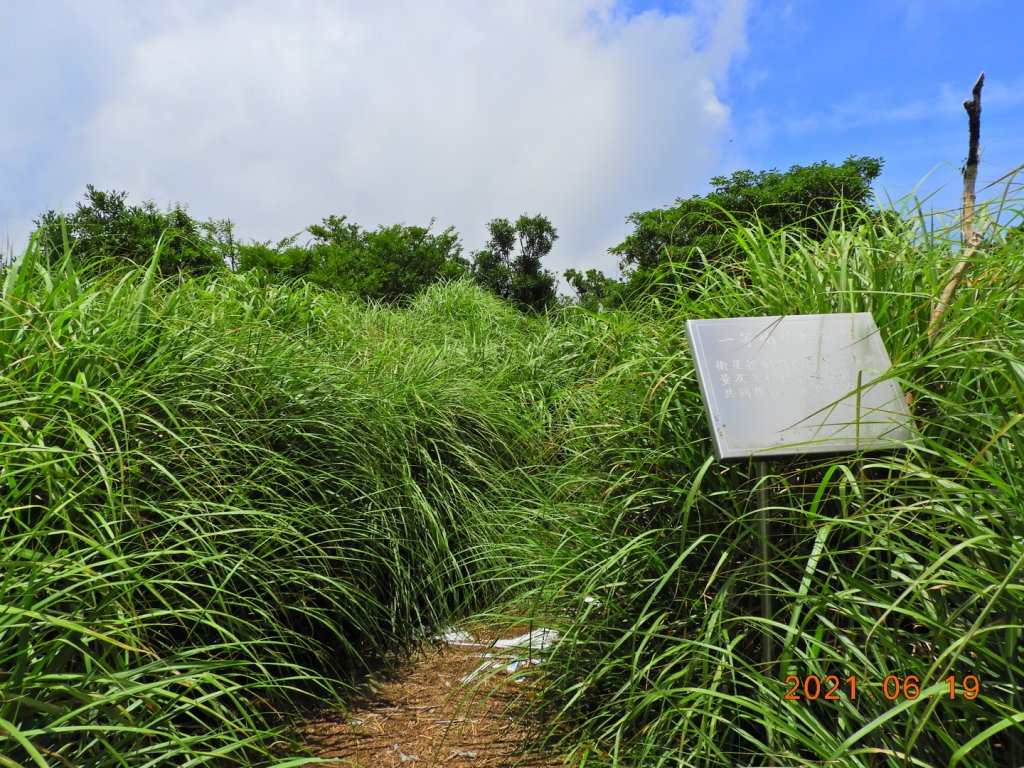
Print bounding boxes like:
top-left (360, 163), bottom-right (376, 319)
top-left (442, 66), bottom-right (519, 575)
top-left (784, 675), bottom-right (979, 701)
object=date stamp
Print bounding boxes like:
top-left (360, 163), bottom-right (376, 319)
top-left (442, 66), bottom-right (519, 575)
top-left (784, 674), bottom-right (980, 701)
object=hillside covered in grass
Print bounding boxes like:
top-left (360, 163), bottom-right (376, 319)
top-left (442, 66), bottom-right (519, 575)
top-left (1, 199), bottom-right (1022, 766)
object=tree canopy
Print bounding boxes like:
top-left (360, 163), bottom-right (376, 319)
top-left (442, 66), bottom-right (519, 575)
top-left (31, 160), bottom-right (882, 314)
top-left (563, 267), bottom-right (621, 309)
top-left (610, 156), bottom-right (884, 282)
top-left (34, 185), bottom-right (225, 276)
top-left (472, 214), bottom-right (558, 313)
top-left (238, 215), bottom-right (469, 303)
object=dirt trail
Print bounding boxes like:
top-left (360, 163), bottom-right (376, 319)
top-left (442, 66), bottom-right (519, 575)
top-left (295, 627), bottom-right (567, 768)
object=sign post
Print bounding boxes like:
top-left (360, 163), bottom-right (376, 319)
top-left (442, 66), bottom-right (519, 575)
top-left (686, 313), bottom-right (913, 670)
top-left (755, 459), bottom-right (771, 667)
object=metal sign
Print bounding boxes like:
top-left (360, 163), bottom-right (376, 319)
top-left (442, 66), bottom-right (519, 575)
top-left (686, 313), bottom-right (913, 461)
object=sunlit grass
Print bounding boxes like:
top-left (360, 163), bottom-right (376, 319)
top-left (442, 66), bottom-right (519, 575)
top-left (2, 191), bottom-right (1022, 766)
top-left (0, 248), bottom-right (552, 765)
top-left (504, 198), bottom-right (1024, 767)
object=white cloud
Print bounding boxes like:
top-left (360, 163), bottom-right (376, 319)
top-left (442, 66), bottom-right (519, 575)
top-left (4, 0), bottom-right (748, 276)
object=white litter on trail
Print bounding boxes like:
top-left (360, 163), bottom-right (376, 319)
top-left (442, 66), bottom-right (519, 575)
top-left (438, 630), bottom-right (478, 646)
top-left (492, 628), bottom-right (560, 650)
top-left (434, 627), bottom-right (561, 684)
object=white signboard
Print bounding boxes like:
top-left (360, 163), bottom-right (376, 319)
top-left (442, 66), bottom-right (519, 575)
top-left (686, 313), bottom-right (913, 461)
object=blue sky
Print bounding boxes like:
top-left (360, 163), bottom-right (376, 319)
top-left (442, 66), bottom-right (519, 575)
top-left (719, 1), bottom-right (1024, 215)
top-left (2, 1), bottom-right (1022, 277)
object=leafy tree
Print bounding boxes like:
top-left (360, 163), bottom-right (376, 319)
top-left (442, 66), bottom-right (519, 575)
top-left (611, 156), bottom-right (884, 278)
top-left (239, 215), bottom-right (468, 302)
top-left (563, 267), bottom-right (621, 309)
top-left (237, 234), bottom-right (312, 279)
top-left (310, 216), bottom-right (467, 301)
top-left (472, 218), bottom-right (516, 301)
top-left (34, 185), bottom-right (224, 276)
top-left (200, 218), bottom-right (240, 271)
top-left (472, 214), bottom-right (557, 312)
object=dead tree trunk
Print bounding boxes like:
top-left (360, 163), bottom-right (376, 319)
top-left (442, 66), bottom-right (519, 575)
top-left (928, 72), bottom-right (984, 346)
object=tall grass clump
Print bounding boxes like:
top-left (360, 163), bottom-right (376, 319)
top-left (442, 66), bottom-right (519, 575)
top-left (513, 199), bottom-right (1024, 767)
top-left (0, 244), bottom-right (554, 765)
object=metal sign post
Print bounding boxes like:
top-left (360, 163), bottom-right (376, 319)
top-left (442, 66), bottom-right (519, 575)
top-left (686, 313), bottom-right (913, 672)
top-left (755, 459), bottom-right (772, 668)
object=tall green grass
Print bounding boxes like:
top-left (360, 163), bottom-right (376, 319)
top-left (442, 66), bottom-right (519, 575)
top-left (3, 194), bottom-right (1022, 767)
top-left (0, 248), bottom-right (553, 765)
top-left (506, 201), bottom-right (1024, 767)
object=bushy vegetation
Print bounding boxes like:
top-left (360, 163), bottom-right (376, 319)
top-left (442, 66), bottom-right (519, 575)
top-left (569, 156), bottom-right (885, 308)
top-left (471, 214), bottom-right (559, 313)
top-left (33, 188), bottom-right (561, 309)
top-left (34, 185), bottom-right (229, 276)
top-left (3, 173), bottom-right (1022, 766)
top-left (236, 210), bottom-right (561, 309)
top-left (611, 155), bottom-right (882, 273)
top-left (238, 215), bottom-right (469, 302)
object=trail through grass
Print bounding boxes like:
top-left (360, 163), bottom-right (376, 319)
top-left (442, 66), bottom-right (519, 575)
top-left (0, 251), bottom-right (557, 765)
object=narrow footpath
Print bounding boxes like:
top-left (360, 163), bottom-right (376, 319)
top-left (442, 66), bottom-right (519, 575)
top-left (295, 626), bottom-right (568, 768)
